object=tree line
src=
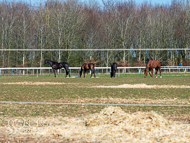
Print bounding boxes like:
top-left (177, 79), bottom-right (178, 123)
top-left (0, 0), bottom-right (190, 67)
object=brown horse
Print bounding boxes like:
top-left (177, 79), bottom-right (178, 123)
top-left (80, 63), bottom-right (95, 78)
top-left (144, 60), bottom-right (162, 78)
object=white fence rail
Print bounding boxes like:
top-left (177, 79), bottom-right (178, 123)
top-left (0, 48), bottom-right (189, 51)
top-left (0, 66), bottom-right (190, 70)
top-left (0, 66), bottom-right (190, 77)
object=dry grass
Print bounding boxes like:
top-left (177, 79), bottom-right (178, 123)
top-left (1, 106), bottom-right (190, 142)
top-left (53, 97), bottom-right (190, 105)
top-left (3, 82), bottom-right (190, 88)
top-left (1, 77), bottom-right (190, 142)
top-left (3, 82), bottom-right (66, 85)
top-left (93, 84), bottom-right (190, 88)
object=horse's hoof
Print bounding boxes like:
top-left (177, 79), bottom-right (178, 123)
top-left (160, 76), bottom-right (162, 78)
top-left (156, 77), bottom-right (157, 78)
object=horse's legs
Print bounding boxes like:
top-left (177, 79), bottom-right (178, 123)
top-left (53, 69), bottom-right (56, 77)
top-left (156, 68), bottom-right (158, 78)
top-left (83, 70), bottom-right (85, 78)
top-left (114, 69), bottom-right (116, 77)
top-left (151, 69), bottom-right (153, 77)
top-left (92, 69), bottom-right (95, 78)
top-left (149, 69), bottom-right (151, 77)
top-left (159, 67), bottom-right (162, 78)
top-left (90, 70), bottom-right (92, 78)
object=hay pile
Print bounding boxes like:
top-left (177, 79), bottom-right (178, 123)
top-left (3, 107), bottom-right (190, 142)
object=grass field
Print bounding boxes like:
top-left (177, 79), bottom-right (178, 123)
top-left (0, 74), bottom-right (190, 117)
top-left (0, 74), bottom-right (190, 142)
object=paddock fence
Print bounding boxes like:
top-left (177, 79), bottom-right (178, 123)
top-left (1, 66), bottom-right (190, 107)
top-left (0, 66), bottom-right (190, 77)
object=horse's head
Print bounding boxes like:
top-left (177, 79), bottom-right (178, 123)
top-left (44, 59), bottom-right (48, 65)
top-left (144, 69), bottom-right (147, 78)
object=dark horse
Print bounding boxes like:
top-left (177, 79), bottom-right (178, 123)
top-left (44, 59), bottom-right (70, 77)
top-left (110, 62), bottom-right (117, 78)
top-left (60, 62), bottom-right (70, 77)
top-left (79, 63), bottom-right (95, 78)
top-left (144, 60), bottom-right (162, 78)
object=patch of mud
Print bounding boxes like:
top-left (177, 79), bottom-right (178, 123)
top-left (3, 82), bottom-right (65, 85)
top-left (94, 84), bottom-right (190, 88)
top-left (0, 106), bottom-right (190, 142)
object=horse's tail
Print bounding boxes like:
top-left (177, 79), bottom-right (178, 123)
top-left (79, 66), bottom-right (82, 77)
top-left (80, 67), bottom-right (82, 74)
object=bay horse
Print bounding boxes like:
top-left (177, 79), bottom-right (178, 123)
top-left (144, 60), bottom-right (162, 78)
top-left (44, 59), bottom-right (70, 77)
top-left (110, 62), bottom-right (117, 78)
top-left (79, 63), bottom-right (95, 78)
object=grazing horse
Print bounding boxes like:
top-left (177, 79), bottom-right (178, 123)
top-left (60, 62), bottom-right (70, 77)
top-left (79, 63), bottom-right (95, 78)
top-left (44, 59), bottom-right (69, 77)
top-left (110, 62), bottom-right (117, 78)
top-left (144, 60), bottom-right (162, 78)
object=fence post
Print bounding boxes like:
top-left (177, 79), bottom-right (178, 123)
top-left (37, 69), bottom-right (38, 77)
top-left (0, 69), bottom-right (1, 77)
top-left (125, 68), bottom-right (126, 75)
top-left (33, 69), bottom-right (34, 76)
top-left (183, 68), bottom-right (186, 76)
top-left (12, 69), bottom-right (13, 75)
top-left (49, 69), bottom-right (50, 76)
top-left (169, 69), bottom-right (170, 76)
